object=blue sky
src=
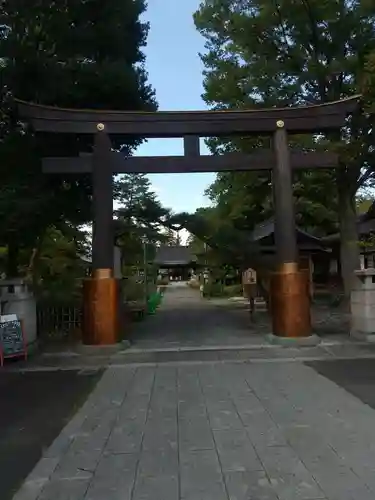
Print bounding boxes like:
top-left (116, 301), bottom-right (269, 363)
top-left (135, 0), bottom-right (214, 214)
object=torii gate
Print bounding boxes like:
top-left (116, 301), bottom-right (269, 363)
top-left (16, 96), bottom-right (359, 345)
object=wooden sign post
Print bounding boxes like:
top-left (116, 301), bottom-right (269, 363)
top-left (243, 268), bottom-right (258, 317)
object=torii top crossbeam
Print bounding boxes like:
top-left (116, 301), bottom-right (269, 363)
top-left (15, 95), bottom-right (360, 137)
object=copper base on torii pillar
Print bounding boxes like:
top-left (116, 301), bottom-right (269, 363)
top-left (270, 263), bottom-right (311, 338)
top-left (82, 269), bottom-right (120, 345)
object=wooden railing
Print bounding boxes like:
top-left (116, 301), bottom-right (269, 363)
top-left (36, 302), bottom-right (82, 340)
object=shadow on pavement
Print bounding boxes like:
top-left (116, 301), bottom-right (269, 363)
top-left (306, 358), bottom-right (375, 410)
top-left (129, 283), bottom-right (267, 350)
top-left (0, 368), bottom-right (102, 500)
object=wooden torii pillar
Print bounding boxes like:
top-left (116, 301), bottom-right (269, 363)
top-left (271, 120), bottom-right (310, 340)
top-left (83, 125), bottom-right (118, 344)
top-left (16, 96), bottom-right (359, 344)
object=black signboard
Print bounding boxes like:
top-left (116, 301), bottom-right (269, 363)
top-left (0, 320), bottom-right (26, 364)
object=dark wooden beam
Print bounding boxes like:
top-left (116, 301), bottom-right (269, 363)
top-left (42, 150), bottom-right (338, 174)
top-left (273, 124), bottom-right (298, 264)
top-left (92, 129), bottom-right (114, 271)
top-left (184, 136), bottom-right (200, 156)
top-left (16, 96), bottom-right (360, 137)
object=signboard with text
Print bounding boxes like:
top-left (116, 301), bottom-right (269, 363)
top-left (242, 268), bottom-right (257, 285)
top-left (0, 318), bottom-right (27, 366)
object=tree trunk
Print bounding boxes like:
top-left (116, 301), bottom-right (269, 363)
top-left (337, 173), bottom-right (359, 309)
top-left (26, 245), bottom-right (42, 289)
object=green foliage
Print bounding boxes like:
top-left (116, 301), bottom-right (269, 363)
top-left (114, 173), bottom-right (172, 269)
top-left (195, 0), bottom-right (374, 106)
top-left (163, 228), bottom-right (182, 246)
top-left (31, 227), bottom-right (88, 301)
top-left (171, 211), bottom-right (242, 266)
top-left (223, 284), bottom-right (243, 297)
top-left (203, 281), bottom-right (224, 298)
top-left (356, 195), bottom-right (374, 215)
top-left (0, 0), bottom-right (154, 114)
top-left (0, 0), bottom-right (156, 278)
top-left (173, 209), bottom-right (273, 270)
top-left (202, 282), bottom-right (242, 298)
top-left (194, 0), bottom-right (375, 235)
top-left (122, 276), bottom-right (146, 302)
top-left (187, 207), bottom-right (221, 261)
top-left (362, 49), bottom-right (375, 110)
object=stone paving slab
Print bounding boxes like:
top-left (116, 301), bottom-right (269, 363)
top-left (6, 283), bottom-right (375, 375)
top-left (12, 361), bottom-right (375, 500)
top-left (128, 284), bottom-right (350, 351)
top-left (9, 341), bottom-right (375, 372)
top-left (9, 284), bottom-right (375, 373)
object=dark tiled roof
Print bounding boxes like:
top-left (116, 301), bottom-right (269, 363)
top-left (78, 253), bottom-right (92, 265)
top-left (250, 218), bottom-right (323, 245)
top-left (249, 218), bottom-right (275, 241)
top-left (361, 200), bottom-right (375, 220)
top-left (358, 201), bottom-right (375, 232)
top-left (359, 218), bottom-right (375, 234)
top-left (154, 246), bottom-right (197, 266)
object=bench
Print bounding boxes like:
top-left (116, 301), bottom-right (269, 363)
top-left (126, 301), bottom-right (146, 320)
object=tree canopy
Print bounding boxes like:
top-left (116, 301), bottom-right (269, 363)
top-left (114, 173), bottom-right (172, 270)
top-left (193, 0), bottom-right (375, 297)
top-left (0, 0), bottom-right (164, 289)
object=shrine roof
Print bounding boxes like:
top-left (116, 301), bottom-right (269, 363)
top-left (154, 246), bottom-right (197, 266)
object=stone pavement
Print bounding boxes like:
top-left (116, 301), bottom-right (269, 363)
top-left (11, 281), bottom-right (375, 370)
top-left (14, 361), bottom-right (375, 500)
top-left (129, 282), bottom-right (350, 351)
top-left (129, 282), bottom-right (258, 350)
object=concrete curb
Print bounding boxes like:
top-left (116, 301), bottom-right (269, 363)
top-left (265, 333), bottom-right (321, 347)
top-left (42, 340), bottom-right (131, 358)
top-left (350, 331), bottom-right (375, 343)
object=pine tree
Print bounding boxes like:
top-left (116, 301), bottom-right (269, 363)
top-left (0, 0), bottom-right (157, 274)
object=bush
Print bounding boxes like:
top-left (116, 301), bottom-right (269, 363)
top-left (122, 278), bottom-right (145, 301)
top-left (223, 284), bottom-right (243, 297)
top-left (203, 282), bottom-right (224, 297)
top-left (200, 282), bottom-right (243, 298)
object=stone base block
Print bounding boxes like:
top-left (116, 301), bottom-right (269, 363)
top-left (351, 301), bottom-right (375, 320)
top-left (266, 333), bottom-right (320, 347)
top-left (350, 330), bottom-right (375, 343)
top-left (77, 340), bottom-right (131, 354)
top-left (351, 289), bottom-right (375, 306)
top-left (351, 315), bottom-right (375, 335)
